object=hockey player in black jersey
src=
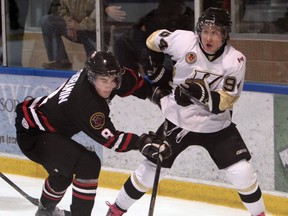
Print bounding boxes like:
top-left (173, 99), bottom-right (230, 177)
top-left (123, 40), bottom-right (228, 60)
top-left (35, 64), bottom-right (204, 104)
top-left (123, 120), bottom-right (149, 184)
top-left (106, 7), bottom-right (268, 216)
top-left (15, 51), bottom-right (172, 216)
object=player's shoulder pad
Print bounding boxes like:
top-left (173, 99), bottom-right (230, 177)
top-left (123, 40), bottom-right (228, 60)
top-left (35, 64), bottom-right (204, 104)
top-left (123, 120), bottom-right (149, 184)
top-left (225, 45), bottom-right (246, 63)
top-left (146, 29), bottom-right (169, 52)
top-left (223, 45), bottom-right (246, 71)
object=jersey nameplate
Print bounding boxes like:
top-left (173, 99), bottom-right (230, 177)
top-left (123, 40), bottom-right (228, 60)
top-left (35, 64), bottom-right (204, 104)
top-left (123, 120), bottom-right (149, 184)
top-left (58, 72), bottom-right (81, 104)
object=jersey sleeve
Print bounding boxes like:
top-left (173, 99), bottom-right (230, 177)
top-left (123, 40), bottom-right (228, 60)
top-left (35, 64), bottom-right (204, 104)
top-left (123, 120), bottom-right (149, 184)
top-left (212, 48), bottom-right (246, 113)
top-left (72, 94), bottom-right (141, 152)
top-left (116, 68), bottom-right (152, 99)
top-left (146, 29), bottom-right (196, 62)
top-left (102, 131), bottom-right (140, 152)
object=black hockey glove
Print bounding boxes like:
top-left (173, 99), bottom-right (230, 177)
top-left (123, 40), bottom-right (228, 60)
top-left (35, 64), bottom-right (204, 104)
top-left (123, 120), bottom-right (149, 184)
top-left (148, 86), bottom-right (171, 106)
top-left (174, 78), bottom-right (209, 107)
top-left (137, 132), bottom-right (172, 160)
top-left (147, 54), bottom-right (174, 89)
top-left (174, 85), bottom-right (193, 107)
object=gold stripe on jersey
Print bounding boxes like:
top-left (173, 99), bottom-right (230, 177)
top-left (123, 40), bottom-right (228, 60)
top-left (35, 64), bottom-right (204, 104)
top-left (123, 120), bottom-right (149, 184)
top-left (146, 30), bottom-right (163, 52)
top-left (218, 90), bottom-right (239, 111)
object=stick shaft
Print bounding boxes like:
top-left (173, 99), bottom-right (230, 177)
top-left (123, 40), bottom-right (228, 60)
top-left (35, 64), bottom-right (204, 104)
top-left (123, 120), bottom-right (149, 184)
top-left (148, 121), bottom-right (168, 216)
top-left (0, 172), bottom-right (39, 206)
top-left (148, 156), bottom-right (162, 216)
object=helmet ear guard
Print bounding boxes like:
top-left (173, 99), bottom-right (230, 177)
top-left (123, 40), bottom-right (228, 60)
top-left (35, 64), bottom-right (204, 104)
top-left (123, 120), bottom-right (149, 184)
top-left (196, 7), bottom-right (232, 41)
top-left (85, 51), bottom-right (125, 89)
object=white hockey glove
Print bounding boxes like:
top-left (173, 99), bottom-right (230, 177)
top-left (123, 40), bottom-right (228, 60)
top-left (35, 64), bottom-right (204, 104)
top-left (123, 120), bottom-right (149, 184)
top-left (137, 132), bottom-right (172, 160)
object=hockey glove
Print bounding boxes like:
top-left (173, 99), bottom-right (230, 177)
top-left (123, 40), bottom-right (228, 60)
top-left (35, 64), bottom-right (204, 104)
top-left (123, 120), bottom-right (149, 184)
top-left (148, 86), bottom-right (171, 106)
top-left (174, 85), bottom-right (193, 107)
top-left (174, 78), bottom-right (210, 107)
top-left (146, 54), bottom-right (174, 89)
top-left (137, 132), bottom-right (172, 160)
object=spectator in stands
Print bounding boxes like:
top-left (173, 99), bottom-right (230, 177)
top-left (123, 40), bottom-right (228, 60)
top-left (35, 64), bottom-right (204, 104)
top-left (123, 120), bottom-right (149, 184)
top-left (40, 0), bottom-right (126, 70)
top-left (273, 7), bottom-right (288, 33)
top-left (112, 0), bottom-right (194, 76)
top-left (0, 0), bottom-right (29, 66)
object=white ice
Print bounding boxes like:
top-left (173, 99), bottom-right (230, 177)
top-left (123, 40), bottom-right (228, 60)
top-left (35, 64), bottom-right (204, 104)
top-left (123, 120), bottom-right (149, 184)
top-left (0, 174), bottom-right (251, 216)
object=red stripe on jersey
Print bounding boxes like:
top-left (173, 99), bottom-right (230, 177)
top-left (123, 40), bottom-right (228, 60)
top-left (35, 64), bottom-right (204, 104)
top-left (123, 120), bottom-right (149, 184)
top-left (72, 192), bottom-right (95, 200)
top-left (41, 115), bottom-right (56, 132)
top-left (119, 133), bottom-right (132, 152)
top-left (22, 100), bottom-right (36, 128)
top-left (121, 69), bottom-right (145, 96)
top-left (104, 135), bottom-right (116, 148)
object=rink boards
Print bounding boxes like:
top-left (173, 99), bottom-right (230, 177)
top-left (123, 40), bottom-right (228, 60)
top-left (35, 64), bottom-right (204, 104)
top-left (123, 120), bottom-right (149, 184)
top-left (0, 67), bottom-right (288, 215)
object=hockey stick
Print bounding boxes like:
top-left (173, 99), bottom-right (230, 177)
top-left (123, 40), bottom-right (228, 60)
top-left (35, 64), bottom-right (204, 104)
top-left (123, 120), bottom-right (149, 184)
top-left (0, 172), bottom-right (39, 206)
top-left (148, 120), bottom-right (168, 216)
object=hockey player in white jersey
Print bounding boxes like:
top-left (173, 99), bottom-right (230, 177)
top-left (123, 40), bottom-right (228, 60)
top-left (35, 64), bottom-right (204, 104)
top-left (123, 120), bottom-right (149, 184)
top-left (106, 7), bottom-right (268, 216)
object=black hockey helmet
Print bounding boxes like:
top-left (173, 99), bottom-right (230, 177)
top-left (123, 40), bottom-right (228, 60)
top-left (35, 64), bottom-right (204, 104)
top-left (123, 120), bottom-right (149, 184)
top-left (196, 7), bottom-right (232, 41)
top-left (85, 51), bottom-right (125, 88)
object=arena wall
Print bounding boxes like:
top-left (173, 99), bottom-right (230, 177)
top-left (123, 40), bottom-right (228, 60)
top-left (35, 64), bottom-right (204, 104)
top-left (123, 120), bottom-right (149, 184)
top-left (0, 68), bottom-right (287, 215)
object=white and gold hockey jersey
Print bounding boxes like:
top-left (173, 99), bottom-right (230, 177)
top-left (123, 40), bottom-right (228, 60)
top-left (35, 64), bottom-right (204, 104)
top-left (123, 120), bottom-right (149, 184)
top-left (146, 29), bottom-right (246, 133)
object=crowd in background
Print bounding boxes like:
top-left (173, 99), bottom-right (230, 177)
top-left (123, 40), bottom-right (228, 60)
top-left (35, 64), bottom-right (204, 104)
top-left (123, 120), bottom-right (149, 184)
top-left (0, 0), bottom-right (287, 70)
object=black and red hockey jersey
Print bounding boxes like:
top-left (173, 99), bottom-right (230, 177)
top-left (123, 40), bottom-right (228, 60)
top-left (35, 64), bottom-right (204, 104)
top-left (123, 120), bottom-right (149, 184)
top-left (16, 68), bottom-right (151, 152)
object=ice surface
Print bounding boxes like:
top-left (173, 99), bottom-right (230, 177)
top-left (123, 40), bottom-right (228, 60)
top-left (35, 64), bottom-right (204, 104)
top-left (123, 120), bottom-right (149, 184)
top-left (0, 174), bottom-right (250, 216)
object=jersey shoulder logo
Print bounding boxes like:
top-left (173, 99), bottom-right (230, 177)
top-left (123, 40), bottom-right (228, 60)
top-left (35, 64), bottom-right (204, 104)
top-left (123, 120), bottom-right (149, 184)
top-left (22, 117), bottom-right (29, 129)
top-left (90, 112), bottom-right (105, 130)
top-left (185, 52), bottom-right (197, 64)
